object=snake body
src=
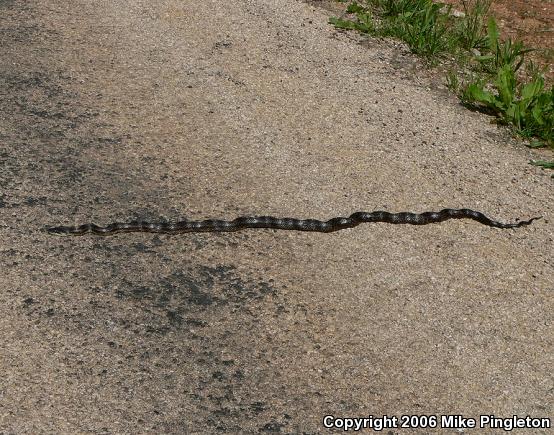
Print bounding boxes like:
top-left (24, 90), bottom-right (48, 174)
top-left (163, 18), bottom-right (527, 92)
top-left (47, 208), bottom-right (540, 235)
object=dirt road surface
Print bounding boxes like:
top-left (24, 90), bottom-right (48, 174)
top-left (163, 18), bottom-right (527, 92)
top-left (1, 0), bottom-right (552, 433)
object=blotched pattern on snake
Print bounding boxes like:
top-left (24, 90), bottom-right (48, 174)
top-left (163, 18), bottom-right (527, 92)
top-left (47, 208), bottom-right (540, 235)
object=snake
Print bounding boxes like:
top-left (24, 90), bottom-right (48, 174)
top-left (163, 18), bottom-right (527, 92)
top-left (47, 208), bottom-right (540, 235)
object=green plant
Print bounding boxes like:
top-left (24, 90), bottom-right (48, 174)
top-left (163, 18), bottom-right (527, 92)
top-left (329, 2), bottom-right (374, 33)
top-left (462, 66), bottom-right (553, 146)
top-left (373, 0), bottom-right (432, 17)
top-left (475, 18), bottom-right (534, 73)
top-left (530, 160), bottom-right (554, 178)
top-left (397, 2), bottom-right (453, 60)
top-left (530, 160), bottom-right (554, 169)
top-left (329, 0), bottom-right (553, 150)
top-left (446, 69), bottom-right (460, 92)
top-left (331, 0), bottom-right (458, 62)
top-left (454, 0), bottom-right (491, 51)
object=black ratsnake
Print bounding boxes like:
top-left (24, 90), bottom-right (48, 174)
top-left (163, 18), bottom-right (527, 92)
top-left (47, 208), bottom-right (540, 236)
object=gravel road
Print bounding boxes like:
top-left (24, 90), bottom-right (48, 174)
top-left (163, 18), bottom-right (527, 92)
top-left (1, 0), bottom-right (552, 433)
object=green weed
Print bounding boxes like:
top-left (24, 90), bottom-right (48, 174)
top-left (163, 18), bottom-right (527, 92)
top-left (446, 69), bottom-right (460, 92)
top-left (395, 2), bottom-right (453, 60)
top-left (329, 0), bottom-right (553, 158)
top-left (328, 2), bottom-right (374, 32)
top-left (530, 160), bottom-right (554, 178)
top-left (453, 0), bottom-right (491, 51)
top-left (462, 66), bottom-right (553, 146)
top-left (475, 18), bottom-right (534, 74)
top-left (330, 0), bottom-right (509, 64)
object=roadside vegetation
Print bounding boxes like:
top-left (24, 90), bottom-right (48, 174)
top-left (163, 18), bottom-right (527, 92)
top-left (329, 0), bottom-right (553, 175)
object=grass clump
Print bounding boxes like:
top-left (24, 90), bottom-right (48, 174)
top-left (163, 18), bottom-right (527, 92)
top-left (331, 0), bottom-right (457, 62)
top-left (330, 0), bottom-right (498, 62)
top-left (461, 17), bottom-right (552, 147)
top-left (453, 0), bottom-right (490, 51)
top-left (462, 66), bottom-right (553, 146)
top-left (329, 0), bottom-right (553, 170)
top-left (473, 18), bottom-right (534, 74)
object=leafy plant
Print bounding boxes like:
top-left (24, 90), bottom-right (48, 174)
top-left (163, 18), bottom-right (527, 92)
top-left (446, 69), bottom-right (460, 92)
top-left (329, 15), bottom-right (370, 32)
top-left (454, 0), bottom-right (491, 51)
top-left (530, 160), bottom-right (554, 178)
top-left (373, 0), bottom-right (432, 17)
top-left (329, 2), bottom-right (374, 33)
top-left (330, 0), bottom-right (458, 62)
top-left (397, 1), bottom-right (452, 60)
top-left (475, 18), bottom-right (534, 73)
top-left (463, 66), bottom-right (553, 146)
top-left (530, 160), bottom-right (554, 169)
top-left (329, 0), bottom-right (553, 150)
